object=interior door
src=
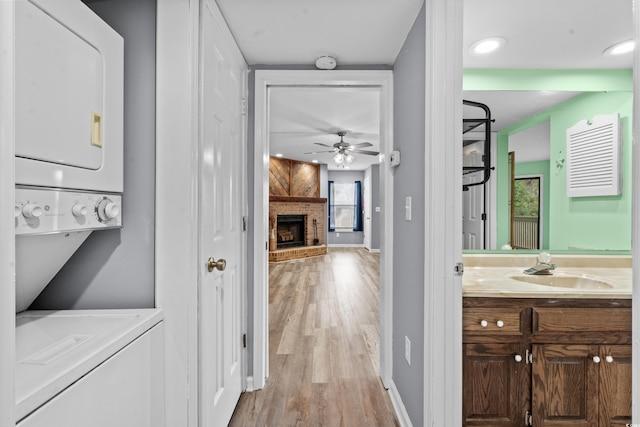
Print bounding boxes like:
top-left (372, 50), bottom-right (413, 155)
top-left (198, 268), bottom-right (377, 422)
top-left (462, 147), bottom-right (484, 249)
top-left (199, 1), bottom-right (247, 425)
top-left (363, 174), bottom-right (372, 250)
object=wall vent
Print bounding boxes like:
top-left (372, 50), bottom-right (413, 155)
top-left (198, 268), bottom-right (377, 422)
top-left (566, 114), bottom-right (621, 197)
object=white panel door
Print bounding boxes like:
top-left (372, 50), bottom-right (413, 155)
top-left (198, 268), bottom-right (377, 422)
top-left (462, 149), bottom-right (484, 250)
top-left (199, 1), bottom-right (246, 425)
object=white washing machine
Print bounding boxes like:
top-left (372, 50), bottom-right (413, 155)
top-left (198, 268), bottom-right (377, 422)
top-left (15, 310), bottom-right (164, 427)
top-left (12, 1), bottom-right (164, 425)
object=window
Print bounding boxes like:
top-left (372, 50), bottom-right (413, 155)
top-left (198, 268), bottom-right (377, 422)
top-left (328, 180), bottom-right (363, 232)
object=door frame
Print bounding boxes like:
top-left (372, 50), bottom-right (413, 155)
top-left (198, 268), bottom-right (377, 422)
top-left (0, 2), bottom-right (16, 424)
top-left (512, 174), bottom-right (543, 249)
top-left (252, 69), bottom-right (394, 389)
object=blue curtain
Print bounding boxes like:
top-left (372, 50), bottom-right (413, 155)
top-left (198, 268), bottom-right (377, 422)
top-left (353, 180), bottom-right (363, 231)
top-left (328, 180), bottom-right (335, 231)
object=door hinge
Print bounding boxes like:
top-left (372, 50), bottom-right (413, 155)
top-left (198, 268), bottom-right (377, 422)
top-left (454, 262), bottom-right (464, 276)
top-left (525, 410), bottom-right (532, 426)
top-left (241, 98), bottom-right (248, 115)
top-left (481, 213), bottom-right (487, 221)
top-left (242, 333), bottom-right (247, 348)
top-left (242, 216), bottom-right (247, 232)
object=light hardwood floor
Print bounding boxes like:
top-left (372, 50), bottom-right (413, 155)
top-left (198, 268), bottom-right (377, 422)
top-left (229, 247), bottom-right (399, 426)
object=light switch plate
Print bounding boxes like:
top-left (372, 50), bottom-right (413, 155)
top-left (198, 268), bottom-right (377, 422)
top-left (405, 336), bottom-right (411, 365)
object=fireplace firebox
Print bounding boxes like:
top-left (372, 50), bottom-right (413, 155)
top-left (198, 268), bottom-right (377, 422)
top-left (276, 214), bottom-right (305, 249)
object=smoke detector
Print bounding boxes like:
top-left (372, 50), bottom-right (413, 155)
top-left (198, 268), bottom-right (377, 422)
top-left (315, 56), bottom-right (337, 70)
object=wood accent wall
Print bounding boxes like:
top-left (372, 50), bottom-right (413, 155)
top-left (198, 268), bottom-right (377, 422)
top-left (269, 157), bottom-right (320, 198)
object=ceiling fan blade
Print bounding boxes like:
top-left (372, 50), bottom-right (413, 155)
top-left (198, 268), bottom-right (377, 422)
top-left (350, 149), bottom-right (380, 156)
top-left (314, 142), bottom-right (335, 148)
top-left (304, 149), bottom-right (336, 154)
top-left (349, 142), bottom-right (373, 148)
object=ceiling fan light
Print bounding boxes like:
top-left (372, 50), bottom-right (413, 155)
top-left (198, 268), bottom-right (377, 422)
top-left (344, 153), bottom-right (355, 164)
top-left (333, 152), bottom-right (344, 164)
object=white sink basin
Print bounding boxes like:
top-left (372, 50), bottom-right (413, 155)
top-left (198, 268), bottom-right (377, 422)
top-left (509, 273), bottom-right (614, 289)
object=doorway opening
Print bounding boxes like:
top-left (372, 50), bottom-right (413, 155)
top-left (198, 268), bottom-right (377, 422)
top-left (252, 70), bottom-right (394, 391)
top-left (511, 176), bottom-right (541, 250)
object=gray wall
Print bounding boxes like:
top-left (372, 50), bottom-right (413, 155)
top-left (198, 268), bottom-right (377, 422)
top-left (365, 164), bottom-right (381, 250)
top-left (32, 0), bottom-right (156, 309)
top-left (327, 170), bottom-right (365, 246)
top-left (392, 4), bottom-right (426, 426)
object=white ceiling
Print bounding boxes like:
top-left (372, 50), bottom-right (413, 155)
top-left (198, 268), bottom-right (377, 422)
top-left (462, 90), bottom-right (583, 131)
top-left (216, 0), bottom-right (424, 66)
top-left (269, 87), bottom-right (380, 171)
top-left (216, 0), bottom-right (633, 170)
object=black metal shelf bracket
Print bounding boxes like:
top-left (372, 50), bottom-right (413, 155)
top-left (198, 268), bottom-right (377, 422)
top-left (462, 99), bottom-right (492, 191)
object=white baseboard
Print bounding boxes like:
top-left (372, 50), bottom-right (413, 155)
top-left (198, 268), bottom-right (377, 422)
top-left (388, 380), bottom-right (413, 427)
top-left (327, 243), bottom-right (365, 248)
top-left (367, 248), bottom-right (380, 253)
top-left (245, 376), bottom-right (254, 392)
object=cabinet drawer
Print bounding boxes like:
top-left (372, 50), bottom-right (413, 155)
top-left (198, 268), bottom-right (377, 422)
top-left (463, 308), bottom-right (524, 334)
top-left (533, 308), bottom-right (632, 334)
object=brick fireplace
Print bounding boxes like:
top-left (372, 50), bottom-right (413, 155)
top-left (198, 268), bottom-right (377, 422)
top-left (269, 196), bottom-right (327, 262)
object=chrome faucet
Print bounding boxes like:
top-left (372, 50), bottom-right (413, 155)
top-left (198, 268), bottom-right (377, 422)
top-left (523, 252), bottom-right (556, 275)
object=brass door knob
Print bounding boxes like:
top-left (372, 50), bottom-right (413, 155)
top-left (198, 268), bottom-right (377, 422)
top-left (207, 257), bottom-right (226, 272)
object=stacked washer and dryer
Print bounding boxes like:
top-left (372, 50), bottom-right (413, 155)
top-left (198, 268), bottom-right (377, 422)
top-left (13, 1), bottom-right (164, 426)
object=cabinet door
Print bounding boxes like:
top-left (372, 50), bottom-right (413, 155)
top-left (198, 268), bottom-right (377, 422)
top-left (463, 343), bottom-right (530, 426)
top-left (599, 345), bottom-right (631, 426)
top-left (532, 344), bottom-right (598, 427)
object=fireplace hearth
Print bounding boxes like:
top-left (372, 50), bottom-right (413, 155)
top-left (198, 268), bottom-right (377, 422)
top-left (277, 214), bottom-right (305, 249)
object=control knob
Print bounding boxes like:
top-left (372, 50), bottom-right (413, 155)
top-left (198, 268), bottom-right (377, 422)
top-left (96, 198), bottom-right (120, 222)
top-left (72, 204), bottom-right (88, 217)
top-left (22, 203), bottom-right (43, 219)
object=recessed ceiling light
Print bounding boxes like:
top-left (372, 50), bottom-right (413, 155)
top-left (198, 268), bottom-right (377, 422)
top-left (470, 36), bottom-right (506, 55)
top-left (275, 153), bottom-right (283, 158)
top-left (311, 159), bottom-right (318, 163)
top-left (604, 39), bottom-right (635, 56)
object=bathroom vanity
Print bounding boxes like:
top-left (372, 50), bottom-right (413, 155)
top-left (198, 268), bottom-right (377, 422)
top-left (462, 255), bottom-right (632, 427)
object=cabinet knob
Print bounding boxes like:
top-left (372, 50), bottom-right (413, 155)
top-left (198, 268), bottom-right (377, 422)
top-left (605, 355), bottom-right (614, 363)
top-left (593, 356), bottom-right (601, 364)
top-left (480, 320), bottom-right (488, 328)
top-left (496, 320), bottom-right (504, 328)
top-left (514, 354), bottom-right (523, 362)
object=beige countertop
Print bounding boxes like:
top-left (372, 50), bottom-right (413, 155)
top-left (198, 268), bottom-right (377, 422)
top-left (462, 254), bottom-right (632, 299)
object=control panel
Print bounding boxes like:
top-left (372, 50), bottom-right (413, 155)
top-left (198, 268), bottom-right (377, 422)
top-left (15, 186), bottom-right (122, 235)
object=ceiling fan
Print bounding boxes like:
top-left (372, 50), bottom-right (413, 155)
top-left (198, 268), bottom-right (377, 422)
top-left (304, 131), bottom-right (379, 165)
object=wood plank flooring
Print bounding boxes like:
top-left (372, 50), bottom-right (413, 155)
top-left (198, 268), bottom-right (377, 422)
top-left (229, 248), bottom-right (399, 426)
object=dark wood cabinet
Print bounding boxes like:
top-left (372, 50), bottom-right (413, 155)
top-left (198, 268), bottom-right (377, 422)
top-left (532, 344), bottom-right (599, 426)
top-left (463, 343), bottom-right (530, 426)
top-left (463, 298), bottom-right (631, 427)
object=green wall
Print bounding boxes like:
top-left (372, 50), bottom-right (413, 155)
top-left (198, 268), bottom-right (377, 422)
top-left (465, 69), bottom-right (633, 251)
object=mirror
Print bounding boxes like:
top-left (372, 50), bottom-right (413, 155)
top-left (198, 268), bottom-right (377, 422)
top-left (462, 0), bottom-right (633, 254)
top-left (462, 86), bottom-right (633, 253)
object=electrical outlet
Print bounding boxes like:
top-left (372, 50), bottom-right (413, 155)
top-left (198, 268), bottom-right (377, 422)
top-left (336, 232), bottom-right (340, 237)
top-left (405, 336), bottom-right (411, 366)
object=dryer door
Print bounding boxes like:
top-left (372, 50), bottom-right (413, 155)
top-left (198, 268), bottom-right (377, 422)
top-left (15, 0), bottom-right (103, 170)
top-left (14, 0), bottom-right (124, 193)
